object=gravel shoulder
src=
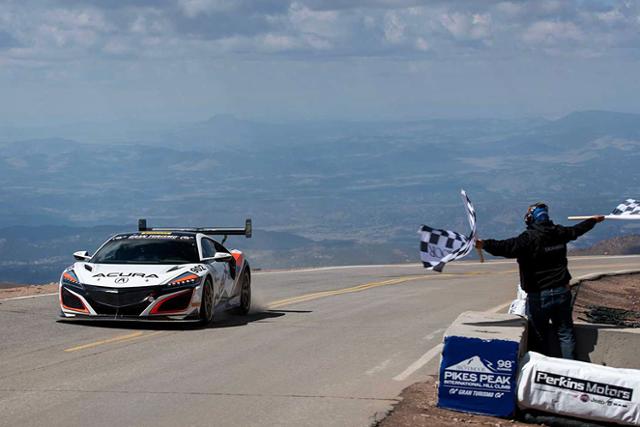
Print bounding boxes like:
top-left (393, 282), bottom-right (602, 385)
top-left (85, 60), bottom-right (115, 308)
top-left (375, 376), bottom-right (538, 427)
top-left (573, 273), bottom-right (640, 321)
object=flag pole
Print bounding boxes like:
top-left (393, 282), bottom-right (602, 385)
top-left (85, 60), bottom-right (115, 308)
top-left (476, 236), bottom-right (485, 263)
top-left (567, 215), bottom-right (601, 220)
top-left (568, 215), bottom-right (640, 220)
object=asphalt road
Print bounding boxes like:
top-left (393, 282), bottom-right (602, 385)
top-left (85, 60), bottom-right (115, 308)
top-left (1, 256), bottom-right (638, 427)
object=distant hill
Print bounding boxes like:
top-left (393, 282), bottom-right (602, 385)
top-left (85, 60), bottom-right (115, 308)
top-left (0, 282), bottom-right (20, 289)
top-left (570, 235), bottom-right (640, 256)
top-left (0, 225), bottom-right (424, 283)
top-left (2, 110), bottom-right (640, 282)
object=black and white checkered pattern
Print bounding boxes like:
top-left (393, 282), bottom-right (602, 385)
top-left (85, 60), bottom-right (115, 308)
top-left (610, 199), bottom-right (640, 217)
top-left (419, 190), bottom-right (477, 272)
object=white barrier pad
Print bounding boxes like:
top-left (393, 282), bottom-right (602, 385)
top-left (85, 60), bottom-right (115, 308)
top-left (508, 299), bottom-right (526, 317)
top-left (508, 283), bottom-right (527, 317)
top-left (518, 352), bottom-right (640, 426)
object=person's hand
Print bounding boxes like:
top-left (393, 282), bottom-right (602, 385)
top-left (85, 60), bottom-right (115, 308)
top-left (594, 215), bottom-right (605, 223)
top-left (475, 239), bottom-right (484, 249)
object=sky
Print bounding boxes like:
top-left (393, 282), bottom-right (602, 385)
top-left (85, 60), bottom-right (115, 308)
top-left (1, 0), bottom-right (639, 125)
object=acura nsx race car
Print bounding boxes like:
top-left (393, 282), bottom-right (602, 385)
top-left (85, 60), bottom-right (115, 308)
top-left (59, 219), bottom-right (252, 324)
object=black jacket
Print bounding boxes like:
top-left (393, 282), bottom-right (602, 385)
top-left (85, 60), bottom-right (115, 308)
top-left (482, 219), bottom-right (597, 293)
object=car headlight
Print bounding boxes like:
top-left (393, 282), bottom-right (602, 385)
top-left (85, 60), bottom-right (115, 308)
top-left (167, 272), bottom-right (201, 287)
top-left (61, 269), bottom-right (84, 289)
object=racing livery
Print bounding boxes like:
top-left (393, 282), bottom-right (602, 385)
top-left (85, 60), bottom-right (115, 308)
top-left (58, 219), bottom-right (252, 324)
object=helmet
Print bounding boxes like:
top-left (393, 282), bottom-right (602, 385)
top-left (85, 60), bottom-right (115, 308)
top-left (524, 202), bottom-right (549, 225)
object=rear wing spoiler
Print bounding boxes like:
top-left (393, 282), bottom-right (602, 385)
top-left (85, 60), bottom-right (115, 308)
top-left (138, 218), bottom-right (252, 239)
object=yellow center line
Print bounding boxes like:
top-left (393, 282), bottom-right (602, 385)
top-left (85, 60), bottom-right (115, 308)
top-left (59, 262), bottom-right (633, 351)
top-left (265, 262), bottom-right (631, 310)
top-left (267, 272), bottom-right (476, 309)
top-left (64, 331), bottom-right (163, 353)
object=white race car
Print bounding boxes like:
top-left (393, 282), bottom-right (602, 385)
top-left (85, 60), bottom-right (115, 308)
top-left (59, 219), bottom-right (252, 324)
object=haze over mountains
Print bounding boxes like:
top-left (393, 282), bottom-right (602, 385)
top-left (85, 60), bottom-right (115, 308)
top-left (1, 110), bottom-right (639, 283)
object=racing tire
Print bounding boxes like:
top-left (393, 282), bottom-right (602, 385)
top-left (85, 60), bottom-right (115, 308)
top-left (199, 278), bottom-right (214, 326)
top-left (235, 273), bottom-right (251, 316)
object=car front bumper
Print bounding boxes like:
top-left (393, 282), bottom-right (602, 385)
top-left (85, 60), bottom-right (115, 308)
top-left (59, 282), bottom-right (202, 320)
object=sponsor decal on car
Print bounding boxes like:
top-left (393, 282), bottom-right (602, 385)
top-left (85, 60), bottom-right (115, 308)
top-left (113, 234), bottom-right (194, 241)
top-left (92, 273), bottom-right (160, 279)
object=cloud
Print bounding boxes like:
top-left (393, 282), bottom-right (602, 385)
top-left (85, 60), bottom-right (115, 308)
top-left (522, 20), bottom-right (584, 45)
top-left (440, 12), bottom-right (492, 42)
top-left (0, 0), bottom-right (639, 67)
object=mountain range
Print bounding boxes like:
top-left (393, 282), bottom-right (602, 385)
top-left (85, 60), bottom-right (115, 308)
top-left (1, 110), bottom-right (639, 283)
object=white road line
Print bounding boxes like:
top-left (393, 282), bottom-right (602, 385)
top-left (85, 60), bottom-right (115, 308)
top-left (423, 328), bottom-right (445, 341)
top-left (366, 358), bottom-right (392, 376)
top-left (393, 344), bottom-right (443, 382)
top-left (394, 300), bottom-right (512, 382)
top-left (486, 301), bottom-right (512, 313)
top-left (0, 292), bottom-right (57, 302)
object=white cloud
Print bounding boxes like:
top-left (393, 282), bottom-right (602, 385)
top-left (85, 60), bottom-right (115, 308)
top-left (260, 33), bottom-right (299, 51)
top-left (0, 0), bottom-right (638, 67)
top-left (522, 21), bottom-right (584, 45)
top-left (383, 12), bottom-right (405, 43)
top-left (177, 0), bottom-right (236, 18)
top-left (415, 36), bottom-right (429, 51)
top-left (440, 12), bottom-right (492, 42)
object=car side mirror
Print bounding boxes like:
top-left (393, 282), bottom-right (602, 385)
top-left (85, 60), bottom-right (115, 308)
top-left (73, 250), bottom-right (91, 261)
top-left (211, 252), bottom-right (233, 262)
top-left (201, 252), bottom-right (233, 262)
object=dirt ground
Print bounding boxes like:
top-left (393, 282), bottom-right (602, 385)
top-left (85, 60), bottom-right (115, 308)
top-left (0, 283), bottom-right (57, 300)
top-left (573, 273), bottom-right (640, 326)
top-left (376, 376), bottom-right (539, 427)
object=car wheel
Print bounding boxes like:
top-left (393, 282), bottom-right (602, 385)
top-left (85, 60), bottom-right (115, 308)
top-left (236, 273), bottom-right (251, 316)
top-left (199, 278), bottom-right (214, 326)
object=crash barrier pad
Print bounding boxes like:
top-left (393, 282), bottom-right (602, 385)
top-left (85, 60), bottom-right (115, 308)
top-left (518, 351), bottom-right (640, 426)
top-left (437, 311), bottom-right (527, 417)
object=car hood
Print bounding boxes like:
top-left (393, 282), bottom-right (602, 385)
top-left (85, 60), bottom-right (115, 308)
top-left (72, 263), bottom-right (200, 288)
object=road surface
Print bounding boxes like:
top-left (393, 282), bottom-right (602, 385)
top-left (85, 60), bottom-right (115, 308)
top-left (0, 256), bottom-right (638, 426)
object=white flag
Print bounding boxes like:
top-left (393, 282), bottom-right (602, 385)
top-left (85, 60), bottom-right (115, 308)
top-left (419, 190), bottom-right (477, 272)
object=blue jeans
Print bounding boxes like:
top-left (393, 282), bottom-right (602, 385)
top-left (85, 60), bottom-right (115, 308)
top-left (526, 286), bottom-right (575, 359)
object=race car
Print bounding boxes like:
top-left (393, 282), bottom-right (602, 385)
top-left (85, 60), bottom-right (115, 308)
top-left (58, 219), bottom-right (252, 324)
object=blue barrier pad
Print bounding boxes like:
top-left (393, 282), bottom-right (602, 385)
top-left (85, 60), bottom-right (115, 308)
top-left (438, 335), bottom-right (519, 417)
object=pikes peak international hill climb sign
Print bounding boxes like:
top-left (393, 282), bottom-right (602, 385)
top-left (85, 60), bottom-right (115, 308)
top-left (437, 311), bottom-right (527, 418)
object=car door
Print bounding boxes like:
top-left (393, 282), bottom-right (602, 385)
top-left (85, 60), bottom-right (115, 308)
top-left (212, 240), bottom-right (235, 297)
top-left (200, 237), bottom-right (226, 302)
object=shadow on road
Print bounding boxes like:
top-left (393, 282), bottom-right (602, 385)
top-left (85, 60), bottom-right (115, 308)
top-left (56, 309), bottom-right (307, 331)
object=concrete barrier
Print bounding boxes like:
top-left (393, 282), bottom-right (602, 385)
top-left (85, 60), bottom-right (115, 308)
top-left (571, 270), bottom-right (640, 369)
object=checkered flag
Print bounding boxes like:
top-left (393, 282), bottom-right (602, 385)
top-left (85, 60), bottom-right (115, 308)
top-left (419, 190), bottom-right (477, 272)
top-left (569, 198), bottom-right (640, 221)
top-left (610, 199), bottom-right (640, 218)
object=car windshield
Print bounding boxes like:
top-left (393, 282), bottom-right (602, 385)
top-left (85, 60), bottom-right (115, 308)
top-left (91, 234), bottom-right (199, 264)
